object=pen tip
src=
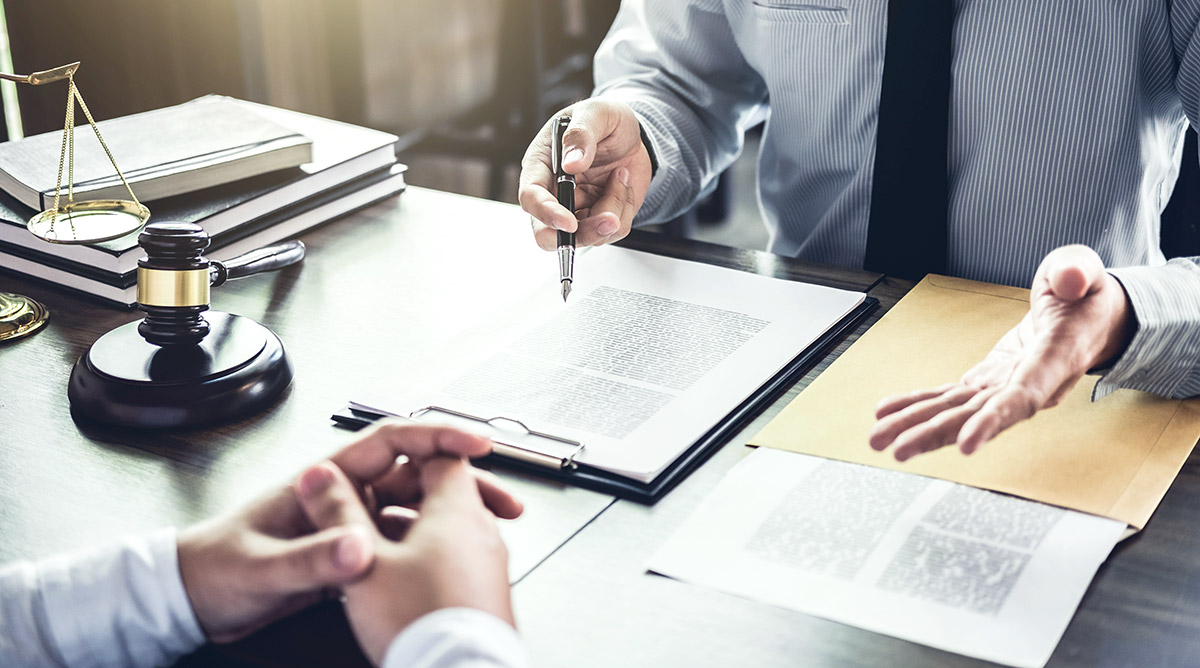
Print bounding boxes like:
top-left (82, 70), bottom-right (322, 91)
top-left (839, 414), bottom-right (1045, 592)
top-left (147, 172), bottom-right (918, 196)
top-left (561, 280), bottom-right (572, 302)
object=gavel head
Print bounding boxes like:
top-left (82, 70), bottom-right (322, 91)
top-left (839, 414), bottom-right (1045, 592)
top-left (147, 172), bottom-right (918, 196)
top-left (136, 222), bottom-right (212, 346)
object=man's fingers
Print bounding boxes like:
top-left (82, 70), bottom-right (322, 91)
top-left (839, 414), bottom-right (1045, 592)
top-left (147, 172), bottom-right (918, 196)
top-left (575, 167), bottom-right (635, 247)
top-left (296, 461), bottom-right (377, 531)
top-left (561, 120), bottom-right (596, 174)
top-left (869, 385), bottom-right (978, 451)
top-left (331, 421), bottom-right (494, 485)
top-left (561, 103), bottom-right (619, 174)
top-left (378, 506), bottom-right (419, 541)
top-left (473, 468), bottom-right (525, 520)
top-left (520, 186), bottom-right (578, 234)
top-left (1040, 245), bottom-right (1106, 302)
top-left (369, 459), bottom-right (423, 509)
top-left (956, 405), bottom-right (1004, 456)
top-left (518, 116), bottom-right (577, 234)
top-left (517, 105), bottom-right (608, 235)
top-left (956, 385), bottom-right (1042, 455)
top-left (874, 383), bottom-right (961, 420)
top-left (889, 391), bottom-right (993, 462)
top-left (366, 459), bottom-right (522, 520)
top-left (419, 458), bottom-right (488, 518)
top-left (532, 216), bottom-right (567, 251)
top-left (259, 524), bottom-right (374, 593)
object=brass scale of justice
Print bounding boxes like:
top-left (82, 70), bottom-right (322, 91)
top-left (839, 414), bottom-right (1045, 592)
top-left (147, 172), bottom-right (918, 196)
top-left (0, 62), bottom-right (303, 428)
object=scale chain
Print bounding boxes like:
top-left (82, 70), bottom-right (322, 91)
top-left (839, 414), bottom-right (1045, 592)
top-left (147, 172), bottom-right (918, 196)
top-left (49, 73), bottom-right (144, 238)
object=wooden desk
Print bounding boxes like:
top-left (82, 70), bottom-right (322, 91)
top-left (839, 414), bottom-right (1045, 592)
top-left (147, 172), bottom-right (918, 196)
top-left (1, 188), bottom-right (1196, 667)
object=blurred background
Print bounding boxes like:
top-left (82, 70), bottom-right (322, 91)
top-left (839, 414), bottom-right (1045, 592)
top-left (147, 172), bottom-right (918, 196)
top-left (0, 0), bottom-right (769, 251)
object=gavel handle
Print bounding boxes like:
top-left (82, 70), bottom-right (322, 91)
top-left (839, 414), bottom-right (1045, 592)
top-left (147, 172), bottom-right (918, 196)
top-left (209, 240), bottom-right (306, 287)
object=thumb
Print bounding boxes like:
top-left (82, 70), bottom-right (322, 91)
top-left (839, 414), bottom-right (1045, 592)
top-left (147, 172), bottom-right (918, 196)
top-left (262, 524), bottom-right (374, 593)
top-left (1042, 245), bottom-right (1106, 302)
top-left (560, 100), bottom-right (627, 173)
top-left (418, 457), bottom-right (486, 518)
top-left (295, 461), bottom-right (378, 531)
top-left (561, 115), bottom-right (600, 174)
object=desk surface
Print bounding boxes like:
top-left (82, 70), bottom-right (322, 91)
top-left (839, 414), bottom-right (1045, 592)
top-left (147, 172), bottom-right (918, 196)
top-left (1, 187), bottom-right (1198, 668)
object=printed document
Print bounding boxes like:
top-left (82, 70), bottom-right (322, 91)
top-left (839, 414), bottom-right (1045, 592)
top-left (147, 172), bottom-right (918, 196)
top-left (352, 246), bottom-right (864, 482)
top-left (648, 448), bottom-right (1125, 668)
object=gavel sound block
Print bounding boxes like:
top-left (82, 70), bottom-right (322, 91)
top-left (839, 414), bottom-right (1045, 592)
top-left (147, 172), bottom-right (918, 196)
top-left (68, 222), bottom-right (304, 429)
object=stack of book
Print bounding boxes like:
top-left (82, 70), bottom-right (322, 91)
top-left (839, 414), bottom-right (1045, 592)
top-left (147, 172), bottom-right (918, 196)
top-left (0, 95), bottom-right (406, 306)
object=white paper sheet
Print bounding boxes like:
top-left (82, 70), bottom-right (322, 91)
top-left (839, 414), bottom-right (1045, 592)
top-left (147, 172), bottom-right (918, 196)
top-left (648, 448), bottom-right (1126, 668)
top-left (352, 246), bottom-right (864, 482)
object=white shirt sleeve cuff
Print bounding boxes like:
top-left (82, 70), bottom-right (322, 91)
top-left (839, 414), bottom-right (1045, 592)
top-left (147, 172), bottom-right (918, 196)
top-left (382, 608), bottom-right (529, 668)
top-left (38, 527), bottom-right (206, 667)
top-left (1097, 260), bottom-right (1200, 399)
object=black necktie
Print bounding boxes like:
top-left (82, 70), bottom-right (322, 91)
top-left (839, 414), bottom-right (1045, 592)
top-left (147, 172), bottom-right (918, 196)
top-left (864, 0), bottom-right (954, 279)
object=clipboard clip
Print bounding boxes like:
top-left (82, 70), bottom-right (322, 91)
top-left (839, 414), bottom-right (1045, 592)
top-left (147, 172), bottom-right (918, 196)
top-left (408, 405), bottom-right (585, 471)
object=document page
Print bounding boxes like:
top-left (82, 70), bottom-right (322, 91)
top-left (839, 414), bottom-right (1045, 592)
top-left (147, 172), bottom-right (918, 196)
top-left (648, 448), bottom-right (1125, 668)
top-left (352, 246), bottom-right (864, 482)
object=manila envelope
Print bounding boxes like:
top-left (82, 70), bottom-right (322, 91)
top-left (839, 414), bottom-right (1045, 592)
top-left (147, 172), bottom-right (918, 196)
top-left (751, 274), bottom-right (1200, 529)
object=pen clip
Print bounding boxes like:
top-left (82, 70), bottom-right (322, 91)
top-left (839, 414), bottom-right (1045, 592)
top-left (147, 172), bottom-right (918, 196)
top-left (551, 115), bottom-right (571, 180)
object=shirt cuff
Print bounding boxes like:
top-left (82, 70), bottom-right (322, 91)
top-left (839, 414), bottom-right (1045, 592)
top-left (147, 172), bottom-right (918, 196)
top-left (382, 608), bottom-right (529, 668)
top-left (38, 528), bottom-right (206, 668)
top-left (1095, 259), bottom-right (1200, 399)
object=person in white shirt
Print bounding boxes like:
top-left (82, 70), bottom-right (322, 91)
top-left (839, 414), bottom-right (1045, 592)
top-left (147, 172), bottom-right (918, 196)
top-left (0, 422), bottom-right (531, 668)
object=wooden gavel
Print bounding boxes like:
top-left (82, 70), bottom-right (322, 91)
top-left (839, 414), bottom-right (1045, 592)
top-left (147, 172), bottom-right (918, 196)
top-left (68, 222), bottom-right (303, 429)
top-left (135, 222), bottom-right (305, 345)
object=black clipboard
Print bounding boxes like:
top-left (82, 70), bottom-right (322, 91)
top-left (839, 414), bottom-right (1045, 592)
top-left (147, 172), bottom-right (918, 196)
top-left (332, 296), bottom-right (877, 504)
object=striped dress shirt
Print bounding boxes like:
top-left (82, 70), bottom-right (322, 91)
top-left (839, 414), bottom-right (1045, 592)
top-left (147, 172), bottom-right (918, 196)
top-left (592, 0), bottom-right (1200, 400)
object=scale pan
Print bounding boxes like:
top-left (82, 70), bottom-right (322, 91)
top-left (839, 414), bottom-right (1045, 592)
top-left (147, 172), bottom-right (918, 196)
top-left (27, 199), bottom-right (150, 244)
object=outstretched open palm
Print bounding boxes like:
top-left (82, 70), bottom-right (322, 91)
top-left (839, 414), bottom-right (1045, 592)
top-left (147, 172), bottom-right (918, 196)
top-left (869, 245), bottom-right (1134, 461)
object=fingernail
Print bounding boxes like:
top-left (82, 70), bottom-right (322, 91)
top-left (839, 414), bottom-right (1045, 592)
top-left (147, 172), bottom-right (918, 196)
top-left (617, 167), bottom-right (630, 187)
top-left (564, 148), bottom-right (584, 164)
top-left (596, 216), bottom-right (619, 236)
top-left (335, 527), bottom-right (370, 572)
top-left (298, 464), bottom-right (334, 499)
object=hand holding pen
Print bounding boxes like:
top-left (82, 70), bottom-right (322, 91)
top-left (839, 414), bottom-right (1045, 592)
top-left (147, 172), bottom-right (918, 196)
top-left (517, 101), bottom-right (655, 286)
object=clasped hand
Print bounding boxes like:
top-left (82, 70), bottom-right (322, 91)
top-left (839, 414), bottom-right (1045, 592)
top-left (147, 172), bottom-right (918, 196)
top-left (869, 245), bottom-right (1134, 461)
top-left (177, 421), bottom-right (523, 665)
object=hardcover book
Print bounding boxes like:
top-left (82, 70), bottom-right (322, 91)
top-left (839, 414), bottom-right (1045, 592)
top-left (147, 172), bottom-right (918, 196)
top-left (0, 95), bottom-right (315, 210)
top-left (0, 98), bottom-right (398, 274)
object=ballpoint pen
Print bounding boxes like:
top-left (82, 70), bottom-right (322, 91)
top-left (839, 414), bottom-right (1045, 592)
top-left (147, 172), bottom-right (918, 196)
top-left (551, 115), bottom-right (575, 301)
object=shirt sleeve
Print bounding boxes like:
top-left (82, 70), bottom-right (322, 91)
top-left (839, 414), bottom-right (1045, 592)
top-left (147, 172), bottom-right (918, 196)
top-left (382, 608), bottom-right (530, 668)
top-left (1096, 258), bottom-right (1200, 399)
top-left (0, 528), bottom-right (206, 668)
top-left (590, 0), bottom-right (767, 224)
top-left (1086, 9), bottom-right (1200, 398)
